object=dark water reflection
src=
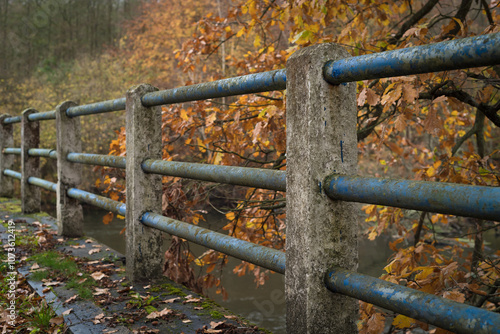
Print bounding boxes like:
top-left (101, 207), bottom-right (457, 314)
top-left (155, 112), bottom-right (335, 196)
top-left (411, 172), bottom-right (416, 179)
top-left (81, 208), bottom-right (396, 334)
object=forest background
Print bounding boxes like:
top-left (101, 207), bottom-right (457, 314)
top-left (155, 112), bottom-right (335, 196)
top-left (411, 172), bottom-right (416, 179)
top-left (1, 0), bottom-right (499, 332)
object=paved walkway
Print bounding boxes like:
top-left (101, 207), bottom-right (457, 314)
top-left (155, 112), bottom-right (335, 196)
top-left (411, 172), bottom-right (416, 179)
top-left (0, 197), bottom-right (267, 334)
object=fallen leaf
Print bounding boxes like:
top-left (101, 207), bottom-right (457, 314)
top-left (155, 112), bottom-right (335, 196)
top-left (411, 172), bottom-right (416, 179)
top-left (205, 330), bottom-right (223, 333)
top-left (70, 244), bottom-right (85, 249)
top-left (85, 239), bottom-right (93, 243)
top-left (224, 315), bottom-right (237, 319)
top-left (92, 313), bottom-right (105, 324)
top-left (210, 321), bottom-right (224, 328)
top-left (87, 260), bottom-right (99, 265)
top-left (30, 263), bottom-right (40, 271)
top-left (143, 285), bottom-right (151, 289)
top-left (42, 288), bottom-right (51, 293)
top-left (91, 272), bottom-right (107, 281)
top-left (184, 298), bottom-right (202, 303)
top-left (182, 319), bottom-right (192, 323)
top-left (49, 316), bottom-right (64, 325)
top-left (62, 309), bottom-right (73, 316)
top-left (93, 288), bottom-right (110, 296)
top-left (194, 307), bottom-right (203, 310)
top-left (78, 278), bottom-right (88, 284)
top-left (146, 308), bottom-right (172, 319)
top-left (42, 281), bottom-right (61, 287)
top-left (89, 248), bottom-right (101, 255)
top-left (164, 297), bottom-right (181, 304)
top-left (64, 295), bottom-right (77, 304)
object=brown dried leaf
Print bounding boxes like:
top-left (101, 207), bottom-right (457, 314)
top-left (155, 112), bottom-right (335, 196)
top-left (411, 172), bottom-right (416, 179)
top-left (89, 248), bottom-right (101, 255)
top-left (90, 272), bottom-right (107, 281)
top-left (62, 308), bottom-right (73, 316)
top-left (64, 295), bottom-right (78, 304)
top-left (50, 316), bottom-right (64, 325)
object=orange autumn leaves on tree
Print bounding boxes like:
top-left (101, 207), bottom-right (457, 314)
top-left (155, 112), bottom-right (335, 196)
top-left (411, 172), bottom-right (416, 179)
top-left (99, 1), bottom-right (500, 332)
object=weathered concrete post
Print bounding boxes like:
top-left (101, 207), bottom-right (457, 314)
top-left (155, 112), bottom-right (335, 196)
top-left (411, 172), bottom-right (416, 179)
top-left (21, 109), bottom-right (41, 213)
top-left (286, 44), bottom-right (358, 333)
top-left (125, 84), bottom-right (163, 282)
top-left (0, 115), bottom-right (14, 197)
top-left (56, 101), bottom-right (84, 237)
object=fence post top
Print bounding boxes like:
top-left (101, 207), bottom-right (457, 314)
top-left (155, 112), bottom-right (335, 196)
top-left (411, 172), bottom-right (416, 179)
top-left (0, 114), bottom-right (11, 122)
top-left (126, 83), bottom-right (159, 96)
top-left (56, 101), bottom-right (78, 114)
top-left (22, 108), bottom-right (38, 117)
top-left (288, 42), bottom-right (352, 65)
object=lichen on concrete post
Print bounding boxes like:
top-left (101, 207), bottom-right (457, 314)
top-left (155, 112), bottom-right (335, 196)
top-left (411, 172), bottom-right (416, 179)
top-left (21, 109), bottom-right (41, 213)
top-left (285, 44), bottom-right (359, 333)
top-left (56, 101), bottom-right (83, 237)
top-left (0, 115), bottom-right (14, 197)
top-left (125, 84), bottom-right (163, 282)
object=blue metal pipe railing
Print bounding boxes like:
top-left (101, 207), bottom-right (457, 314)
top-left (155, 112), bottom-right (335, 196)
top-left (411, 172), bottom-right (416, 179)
top-left (325, 267), bottom-right (500, 334)
top-left (28, 177), bottom-right (57, 192)
top-left (142, 69), bottom-right (286, 107)
top-left (66, 188), bottom-right (126, 216)
top-left (141, 211), bottom-right (286, 274)
top-left (324, 33), bottom-right (500, 84)
top-left (323, 175), bottom-right (500, 221)
top-left (3, 169), bottom-right (21, 180)
top-left (28, 110), bottom-right (56, 122)
top-left (66, 98), bottom-right (126, 118)
top-left (67, 153), bottom-right (126, 169)
top-left (142, 159), bottom-right (286, 192)
top-left (28, 148), bottom-right (57, 159)
top-left (1, 116), bottom-right (22, 124)
top-left (3, 148), bottom-right (21, 155)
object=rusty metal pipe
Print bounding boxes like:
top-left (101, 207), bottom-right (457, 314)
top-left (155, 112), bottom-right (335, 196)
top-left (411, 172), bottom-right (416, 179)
top-left (28, 177), bottom-right (56, 192)
top-left (142, 159), bottom-right (285, 191)
top-left (3, 169), bottom-right (21, 180)
top-left (141, 211), bottom-right (286, 274)
top-left (323, 174), bottom-right (500, 221)
top-left (66, 152), bottom-right (126, 169)
top-left (325, 267), bottom-right (500, 334)
top-left (324, 33), bottom-right (500, 84)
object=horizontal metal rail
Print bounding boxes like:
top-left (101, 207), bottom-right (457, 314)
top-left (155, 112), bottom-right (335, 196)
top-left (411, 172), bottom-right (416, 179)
top-left (28, 177), bottom-right (57, 192)
top-left (142, 69), bottom-right (286, 107)
top-left (325, 267), bottom-right (500, 334)
top-left (142, 159), bottom-right (286, 191)
top-left (66, 188), bottom-right (126, 216)
top-left (141, 211), bottom-right (286, 274)
top-left (67, 153), bottom-right (126, 169)
top-left (324, 33), bottom-right (500, 84)
top-left (1, 116), bottom-right (22, 124)
top-left (66, 98), bottom-right (126, 118)
top-left (3, 169), bottom-right (21, 180)
top-left (28, 110), bottom-right (56, 122)
top-left (3, 148), bottom-right (21, 155)
top-left (28, 148), bottom-right (57, 159)
top-left (324, 175), bottom-right (500, 221)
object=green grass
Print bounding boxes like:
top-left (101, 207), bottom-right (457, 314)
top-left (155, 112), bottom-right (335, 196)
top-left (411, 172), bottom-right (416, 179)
top-left (29, 250), bottom-right (96, 299)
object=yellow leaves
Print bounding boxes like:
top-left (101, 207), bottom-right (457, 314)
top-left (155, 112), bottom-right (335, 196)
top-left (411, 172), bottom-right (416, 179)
top-left (392, 315), bottom-right (415, 329)
top-left (206, 113), bottom-right (217, 127)
top-left (180, 109), bottom-right (190, 121)
top-left (254, 35), bottom-right (261, 48)
top-left (226, 212), bottom-right (236, 221)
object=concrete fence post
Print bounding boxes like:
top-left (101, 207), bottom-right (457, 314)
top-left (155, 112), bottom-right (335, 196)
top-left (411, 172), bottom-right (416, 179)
top-left (0, 115), bottom-right (14, 197)
top-left (286, 44), bottom-right (359, 333)
top-left (21, 109), bottom-right (41, 213)
top-left (56, 101), bottom-right (84, 237)
top-left (125, 84), bottom-right (163, 282)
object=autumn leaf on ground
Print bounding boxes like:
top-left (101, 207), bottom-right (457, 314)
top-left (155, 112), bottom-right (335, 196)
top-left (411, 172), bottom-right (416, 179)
top-left (92, 313), bottom-right (105, 324)
top-left (90, 271), bottom-right (108, 281)
top-left (93, 288), bottom-right (110, 296)
top-left (89, 248), bottom-right (101, 255)
top-left (49, 316), bottom-right (64, 325)
top-left (62, 308), bottom-right (73, 316)
top-left (64, 295), bottom-right (78, 304)
top-left (146, 308), bottom-right (172, 319)
top-left (164, 297), bottom-right (181, 303)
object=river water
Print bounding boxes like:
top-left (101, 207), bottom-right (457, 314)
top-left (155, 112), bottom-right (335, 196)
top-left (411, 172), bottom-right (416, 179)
top-left (81, 208), bottom-right (396, 334)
